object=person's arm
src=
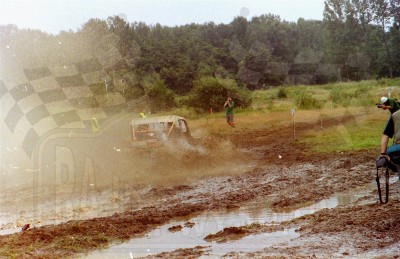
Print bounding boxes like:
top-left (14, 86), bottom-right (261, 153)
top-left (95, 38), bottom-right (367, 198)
top-left (382, 99), bottom-right (395, 110)
top-left (381, 134), bottom-right (390, 154)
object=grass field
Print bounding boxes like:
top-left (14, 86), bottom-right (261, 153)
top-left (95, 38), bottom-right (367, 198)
top-left (184, 78), bottom-right (400, 154)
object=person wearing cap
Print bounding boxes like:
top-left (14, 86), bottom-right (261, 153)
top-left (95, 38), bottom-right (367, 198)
top-left (380, 99), bottom-right (400, 162)
top-left (377, 97), bottom-right (400, 176)
top-left (379, 97), bottom-right (399, 114)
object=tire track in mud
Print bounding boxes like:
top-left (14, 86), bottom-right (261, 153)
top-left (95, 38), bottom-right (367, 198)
top-left (229, 114), bottom-right (370, 166)
top-left (0, 158), bottom-right (375, 257)
top-left (0, 114), bottom-right (382, 258)
top-left (246, 182), bottom-right (400, 258)
top-left (191, 116), bottom-right (400, 257)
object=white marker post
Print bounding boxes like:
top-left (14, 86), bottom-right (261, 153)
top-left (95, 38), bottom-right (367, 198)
top-left (291, 108), bottom-right (296, 140)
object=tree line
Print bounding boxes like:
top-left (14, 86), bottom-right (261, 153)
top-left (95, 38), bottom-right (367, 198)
top-left (0, 0), bottom-right (399, 112)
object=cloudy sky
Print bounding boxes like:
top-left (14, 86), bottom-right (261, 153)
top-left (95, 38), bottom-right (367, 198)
top-left (1, 0), bottom-right (325, 35)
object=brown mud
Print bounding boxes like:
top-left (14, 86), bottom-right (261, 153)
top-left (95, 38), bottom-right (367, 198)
top-left (0, 114), bottom-right (398, 258)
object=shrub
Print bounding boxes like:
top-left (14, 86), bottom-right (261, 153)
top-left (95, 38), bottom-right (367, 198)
top-left (187, 76), bottom-right (252, 112)
top-left (293, 90), bottom-right (321, 109)
top-left (329, 87), bottom-right (353, 107)
top-left (122, 85), bottom-right (145, 101)
top-left (146, 80), bottom-right (175, 112)
top-left (276, 87), bottom-right (287, 99)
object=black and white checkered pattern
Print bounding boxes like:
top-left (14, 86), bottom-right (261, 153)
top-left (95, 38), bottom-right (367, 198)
top-left (1, 55), bottom-right (127, 158)
top-left (0, 45), bottom-right (344, 159)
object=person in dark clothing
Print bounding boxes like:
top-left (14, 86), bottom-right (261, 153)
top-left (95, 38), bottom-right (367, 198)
top-left (379, 97), bottom-right (400, 156)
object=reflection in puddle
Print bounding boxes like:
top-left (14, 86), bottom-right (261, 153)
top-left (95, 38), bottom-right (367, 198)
top-left (83, 192), bottom-right (364, 258)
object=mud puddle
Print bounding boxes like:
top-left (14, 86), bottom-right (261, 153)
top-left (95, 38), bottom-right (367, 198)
top-left (0, 187), bottom-right (147, 236)
top-left (83, 191), bottom-right (367, 258)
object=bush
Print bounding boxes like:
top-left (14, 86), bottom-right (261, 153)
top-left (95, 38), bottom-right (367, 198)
top-left (122, 85), bottom-right (145, 101)
top-left (146, 80), bottom-right (175, 112)
top-left (187, 76), bottom-right (252, 112)
top-left (329, 87), bottom-right (353, 107)
top-left (276, 87), bottom-right (287, 99)
top-left (293, 90), bottom-right (321, 109)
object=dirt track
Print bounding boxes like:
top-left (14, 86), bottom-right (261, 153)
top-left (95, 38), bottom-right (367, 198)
top-left (1, 114), bottom-right (400, 258)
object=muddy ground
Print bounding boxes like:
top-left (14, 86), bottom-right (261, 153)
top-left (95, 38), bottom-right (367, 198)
top-left (1, 114), bottom-right (400, 258)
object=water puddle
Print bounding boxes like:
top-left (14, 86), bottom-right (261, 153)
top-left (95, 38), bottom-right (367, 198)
top-left (0, 228), bottom-right (20, 235)
top-left (0, 186), bottom-right (151, 236)
top-left (83, 191), bottom-right (366, 258)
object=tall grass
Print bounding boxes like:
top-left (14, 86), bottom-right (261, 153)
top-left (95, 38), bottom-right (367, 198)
top-left (251, 78), bottom-right (400, 111)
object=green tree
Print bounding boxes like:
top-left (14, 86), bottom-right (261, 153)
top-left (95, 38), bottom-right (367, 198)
top-left (188, 76), bottom-right (251, 112)
top-left (371, 0), bottom-right (395, 77)
top-left (107, 16), bottom-right (141, 70)
top-left (324, 0), bottom-right (360, 77)
top-left (141, 73), bottom-right (175, 112)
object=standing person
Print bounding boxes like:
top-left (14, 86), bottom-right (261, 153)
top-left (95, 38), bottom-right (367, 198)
top-left (377, 109), bottom-right (400, 173)
top-left (224, 97), bottom-right (235, 127)
top-left (378, 97), bottom-right (400, 157)
top-left (378, 97), bottom-right (399, 150)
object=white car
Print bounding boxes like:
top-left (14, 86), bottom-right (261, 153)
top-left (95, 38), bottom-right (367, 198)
top-left (130, 115), bottom-right (191, 149)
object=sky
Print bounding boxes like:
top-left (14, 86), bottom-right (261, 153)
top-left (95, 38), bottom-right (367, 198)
top-left (0, 0), bottom-right (325, 35)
